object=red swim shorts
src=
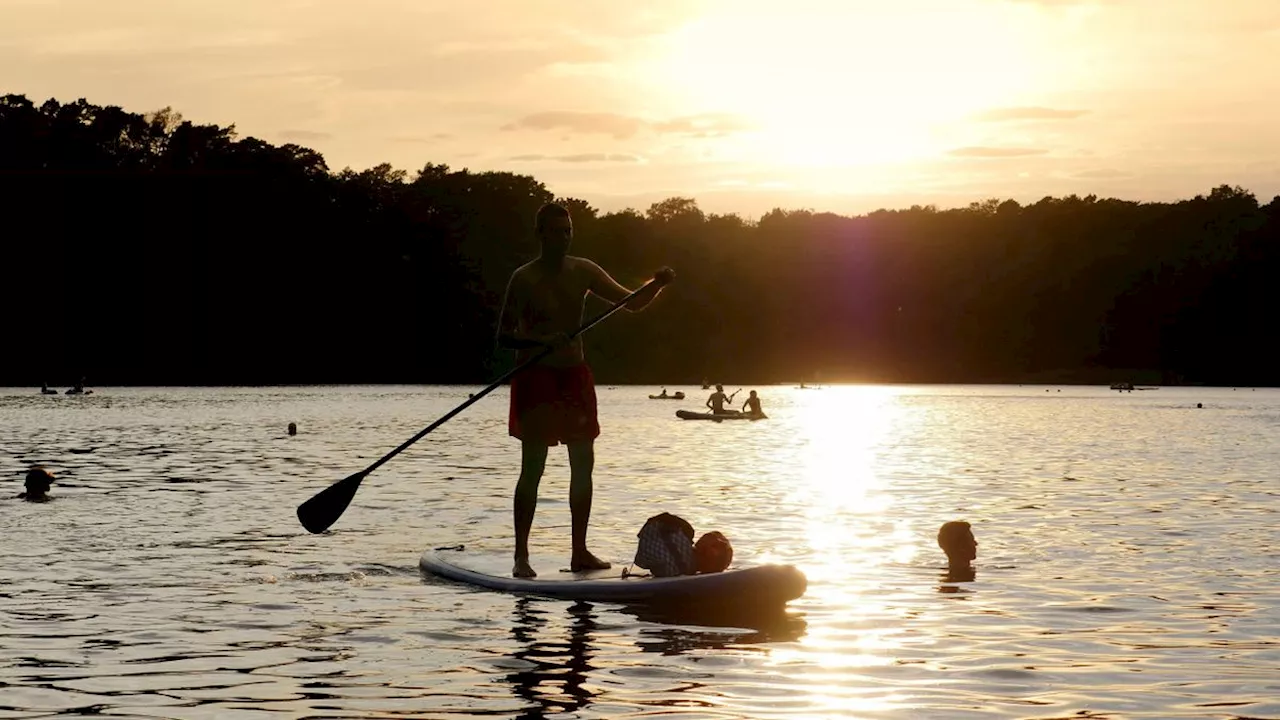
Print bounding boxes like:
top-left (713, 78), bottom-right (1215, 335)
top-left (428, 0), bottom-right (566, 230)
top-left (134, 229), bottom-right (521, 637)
top-left (509, 363), bottom-right (600, 446)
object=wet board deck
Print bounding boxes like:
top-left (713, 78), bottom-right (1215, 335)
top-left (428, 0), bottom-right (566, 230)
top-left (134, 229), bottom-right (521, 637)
top-left (419, 547), bottom-right (806, 607)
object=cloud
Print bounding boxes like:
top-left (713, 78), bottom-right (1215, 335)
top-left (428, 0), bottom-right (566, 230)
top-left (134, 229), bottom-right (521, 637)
top-left (390, 133), bottom-right (452, 143)
top-left (975, 106), bottom-right (1089, 122)
top-left (1072, 168), bottom-right (1134, 179)
top-left (948, 146), bottom-right (1050, 158)
top-left (651, 113), bottom-right (753, 137)
top-left (502, 111), bottom-right (751, 139)
top-left (503, 112), bottom-right (646, 139)
top-left (511, 153), bottom-right (643, 163)
top-left (278, 129), bottom-right (331, 142)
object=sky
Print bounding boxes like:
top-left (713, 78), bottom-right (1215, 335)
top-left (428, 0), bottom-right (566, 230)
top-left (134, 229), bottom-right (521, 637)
top-left (3, 0), bottom-right (1279, 217)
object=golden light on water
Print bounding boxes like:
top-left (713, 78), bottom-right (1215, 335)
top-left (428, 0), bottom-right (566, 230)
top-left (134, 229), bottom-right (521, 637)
top-left (783, 385), bottom-right (923, 588)
top-left (795, 386), bottom-right (895, 509)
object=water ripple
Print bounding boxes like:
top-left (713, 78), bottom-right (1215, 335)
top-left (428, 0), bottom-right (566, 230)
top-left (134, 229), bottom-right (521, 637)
top-left (2, 384), bottom-right (1278, 718)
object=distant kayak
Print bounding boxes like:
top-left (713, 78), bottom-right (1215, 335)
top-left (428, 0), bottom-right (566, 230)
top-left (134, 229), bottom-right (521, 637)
top-left (676, 410), bottom-right (767, 421)
top-left (649, 392), bottom-right (685, 400)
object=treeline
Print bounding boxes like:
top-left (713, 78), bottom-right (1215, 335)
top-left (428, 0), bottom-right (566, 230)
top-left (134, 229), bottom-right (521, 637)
top-left (2, 93), bottom-right (1277, 387)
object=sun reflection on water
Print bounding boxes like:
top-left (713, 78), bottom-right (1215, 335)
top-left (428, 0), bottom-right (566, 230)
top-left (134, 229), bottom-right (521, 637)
top-left (792, 386), bottom-right (915, 557)
top-left (771, 385), bottom-right (931, 712)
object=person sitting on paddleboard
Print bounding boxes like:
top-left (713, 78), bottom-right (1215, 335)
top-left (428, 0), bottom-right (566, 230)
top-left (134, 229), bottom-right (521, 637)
top-left (705, 385), bottom-right (737, 414)
top-left (18, 466), bottom-right (54, 502)
top-left (742, 390), bottom-right (764, 416)
top-left (498, 202), bottom-right (675, 579)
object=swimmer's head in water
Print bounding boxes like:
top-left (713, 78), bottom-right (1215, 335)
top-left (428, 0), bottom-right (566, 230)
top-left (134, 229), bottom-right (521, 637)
top-left (23, 466), bottom-right (54, 499)
top-left (937, 520), bottom-right (977, 566)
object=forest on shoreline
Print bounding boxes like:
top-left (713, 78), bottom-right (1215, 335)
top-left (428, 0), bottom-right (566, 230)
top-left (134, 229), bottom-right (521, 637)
top-left (3, 94), bottom-right (1277, 387)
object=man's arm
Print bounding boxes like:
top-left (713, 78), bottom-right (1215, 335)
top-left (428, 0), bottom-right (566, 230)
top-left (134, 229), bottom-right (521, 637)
top-left (495, 274), bottom-right (545, 350)
top-left (584, 259), bottom-right (671, 312)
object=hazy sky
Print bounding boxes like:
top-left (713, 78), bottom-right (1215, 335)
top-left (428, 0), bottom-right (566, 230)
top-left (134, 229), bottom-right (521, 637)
top-left (4, 0), bottom-right (1279, 216)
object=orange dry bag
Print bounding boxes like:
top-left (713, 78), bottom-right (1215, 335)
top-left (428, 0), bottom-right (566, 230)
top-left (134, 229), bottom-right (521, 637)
top-left (694, 531), bottom-right (733, 573)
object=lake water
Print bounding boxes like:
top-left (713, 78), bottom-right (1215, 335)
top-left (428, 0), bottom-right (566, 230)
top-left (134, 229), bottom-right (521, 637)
top-left (2, 384), bottom-right (1279, 719)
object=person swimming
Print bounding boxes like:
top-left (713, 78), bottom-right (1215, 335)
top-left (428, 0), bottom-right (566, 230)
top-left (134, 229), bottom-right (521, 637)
top-left (18, 466), bottom-right (54, 502)
top-left (937, 520), bottom-right (977, 583)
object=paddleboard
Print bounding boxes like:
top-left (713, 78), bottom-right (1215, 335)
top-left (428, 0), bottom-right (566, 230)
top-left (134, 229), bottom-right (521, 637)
top-left (675, 410), bottom-right (766, 421)
top-left (419, 547), bottom-right (806, 608)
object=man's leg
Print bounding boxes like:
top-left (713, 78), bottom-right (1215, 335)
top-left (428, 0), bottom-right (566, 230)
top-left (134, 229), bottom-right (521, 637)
top-left (513, 440), bottom-right (549, 578)
top-left (567, 440), bottom-right (610, 571)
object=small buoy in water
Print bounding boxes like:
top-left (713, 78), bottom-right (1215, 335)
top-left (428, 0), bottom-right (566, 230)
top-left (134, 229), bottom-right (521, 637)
top-left (287, 422), bottom-right (297, 436)
top-left (1196, 403), bottom-right (1203, 409)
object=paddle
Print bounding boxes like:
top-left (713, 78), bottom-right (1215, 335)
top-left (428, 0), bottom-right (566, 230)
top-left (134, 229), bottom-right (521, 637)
top-left (296, 280), bottom-right (658, 534)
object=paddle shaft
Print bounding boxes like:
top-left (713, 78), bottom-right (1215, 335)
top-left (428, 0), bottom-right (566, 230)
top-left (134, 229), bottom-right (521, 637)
top-left (353, 281), bottom-right (656, 480)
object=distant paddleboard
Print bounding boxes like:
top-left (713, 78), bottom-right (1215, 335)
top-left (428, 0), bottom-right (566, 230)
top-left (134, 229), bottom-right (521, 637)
top-left (419, 547), bottom-right (806, 607)
top-left (675, 410), bottom-right (766, 421)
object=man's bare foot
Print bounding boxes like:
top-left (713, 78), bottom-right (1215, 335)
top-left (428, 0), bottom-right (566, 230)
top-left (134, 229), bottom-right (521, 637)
top-left (570, 551), bottom-right (612, 572)
top-left (513, 558), bottom-right (537, 578)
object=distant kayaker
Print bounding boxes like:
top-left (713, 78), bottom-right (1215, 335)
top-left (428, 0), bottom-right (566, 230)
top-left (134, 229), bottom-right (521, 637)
top-left (742, 390), bottom-right (764, 416)
top-left (705, 385), bottom-right (737, 414)
top-left (659, 387), bottom-right (669, 397)
top-left (937, 520), bottom-right (977, 579)
top-left (497, 201), bottom-right (675, 579)
top-left (18, 466), bottom-right (55, 502)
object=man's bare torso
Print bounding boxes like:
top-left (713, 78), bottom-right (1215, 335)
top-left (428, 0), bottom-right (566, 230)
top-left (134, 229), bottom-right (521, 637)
top-left (510, 256), bottom-right (595, 366)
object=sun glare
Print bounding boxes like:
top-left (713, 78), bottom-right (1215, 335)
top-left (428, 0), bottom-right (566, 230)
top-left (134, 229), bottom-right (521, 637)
top-left (647, 1), bottom-right (1043, 171)
top-left (796, 386), bottom-right (897, 507)
top-left (787, 385), bottom-right (915, 581)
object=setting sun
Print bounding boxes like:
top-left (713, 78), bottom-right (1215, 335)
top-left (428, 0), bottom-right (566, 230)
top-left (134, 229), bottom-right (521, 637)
top-left (648, 1), bottom-right (1044, 170)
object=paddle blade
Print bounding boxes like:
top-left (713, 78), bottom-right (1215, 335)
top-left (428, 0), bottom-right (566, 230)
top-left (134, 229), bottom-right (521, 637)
top-left (297, 471), bottom-right (367, 534)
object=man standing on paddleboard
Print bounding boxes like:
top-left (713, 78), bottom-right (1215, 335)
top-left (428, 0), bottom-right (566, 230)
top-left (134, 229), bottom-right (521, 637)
top-left (497, 202), bottom-right (675, 578)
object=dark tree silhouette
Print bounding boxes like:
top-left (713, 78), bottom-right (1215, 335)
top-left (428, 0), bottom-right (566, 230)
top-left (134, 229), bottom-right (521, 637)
top-left (2, 94), bottom-right (1276, 387)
